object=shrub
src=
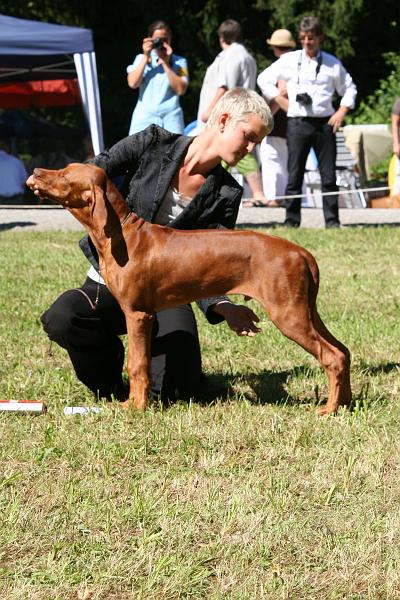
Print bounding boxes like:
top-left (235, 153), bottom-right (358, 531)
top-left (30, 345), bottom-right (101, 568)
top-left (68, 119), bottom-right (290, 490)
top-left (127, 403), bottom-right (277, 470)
top-left (352, 52), bottom-right (400, 125)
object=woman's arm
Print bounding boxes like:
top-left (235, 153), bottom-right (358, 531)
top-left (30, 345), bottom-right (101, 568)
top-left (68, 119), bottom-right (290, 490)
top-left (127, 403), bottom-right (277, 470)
top-left (158, 46), bottom-right (188, 96)
top-left (127, 38), bottom-right (153, 89)
top-left (161, 61), bottom-right (188, 96)
top-left (127, 55), bottom-right (149, 89)
top-left (90, 127), bottom-right (155, 178)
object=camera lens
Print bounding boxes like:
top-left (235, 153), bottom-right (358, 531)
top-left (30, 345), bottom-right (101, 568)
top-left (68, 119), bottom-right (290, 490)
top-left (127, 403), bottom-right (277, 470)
top-left (152, 37), bottom-right (165, 50)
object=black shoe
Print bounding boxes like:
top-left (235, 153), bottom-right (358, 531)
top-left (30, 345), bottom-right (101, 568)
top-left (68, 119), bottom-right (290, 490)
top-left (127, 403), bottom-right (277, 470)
top-left (283, 219), bottom-right (300, 228)
top-left (97, 379), bottom-right (129, 402)
top-left (325, 221), bottom-right (341, 229)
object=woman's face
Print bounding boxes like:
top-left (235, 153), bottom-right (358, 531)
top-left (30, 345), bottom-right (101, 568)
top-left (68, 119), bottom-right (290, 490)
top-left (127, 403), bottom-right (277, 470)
top-left (151, 28), bottom-right (171, 47)
top-left (218, 113), bottom-right (268, 166)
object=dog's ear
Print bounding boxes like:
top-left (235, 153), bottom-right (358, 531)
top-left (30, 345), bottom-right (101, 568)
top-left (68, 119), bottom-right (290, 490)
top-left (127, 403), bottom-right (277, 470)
top-left (105, 176), bottom-right (123, 205)
top-left (80, 183), bottom-right (103, 208)
top-left (87, 182), bottom-right (106, 220)
top-left (87, 181), bottom-right (118, 237)
top-left (82, 188), bottom-right (94, 204)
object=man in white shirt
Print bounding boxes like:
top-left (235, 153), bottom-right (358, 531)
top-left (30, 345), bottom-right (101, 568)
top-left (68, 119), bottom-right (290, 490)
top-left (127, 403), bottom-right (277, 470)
top-left (0, 136), bottom-right (27, 204)
top-left (257, 16), bottom-right (357, 227)
top-left (194, 19), bottom-right (266, 202)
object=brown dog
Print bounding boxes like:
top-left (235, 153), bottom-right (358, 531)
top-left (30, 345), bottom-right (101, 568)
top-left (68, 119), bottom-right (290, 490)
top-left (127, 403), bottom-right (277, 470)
top-left (27, 163), bottom-right (351, 415)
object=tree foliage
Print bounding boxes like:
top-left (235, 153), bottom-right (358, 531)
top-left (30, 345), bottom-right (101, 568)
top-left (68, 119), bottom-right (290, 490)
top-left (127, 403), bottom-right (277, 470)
top-left (351, 53), bottom-right (400, 125)
top-left (0, 0), bottom-right (399, 144)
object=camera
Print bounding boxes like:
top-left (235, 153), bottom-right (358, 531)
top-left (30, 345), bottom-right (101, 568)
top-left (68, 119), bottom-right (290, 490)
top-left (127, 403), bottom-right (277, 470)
top-left (152, 37), bottom-right (166, 50)
top-left (296, 92), bottom-right (312, 106)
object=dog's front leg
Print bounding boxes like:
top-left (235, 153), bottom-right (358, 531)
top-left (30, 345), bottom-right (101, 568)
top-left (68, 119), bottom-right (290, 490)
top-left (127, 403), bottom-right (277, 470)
top-left (121, 310), bottom-right (155, 411)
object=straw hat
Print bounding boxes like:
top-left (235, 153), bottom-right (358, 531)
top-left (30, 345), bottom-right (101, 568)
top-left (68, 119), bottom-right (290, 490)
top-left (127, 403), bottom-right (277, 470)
top-left (266, 29), bottom-right (296, 48)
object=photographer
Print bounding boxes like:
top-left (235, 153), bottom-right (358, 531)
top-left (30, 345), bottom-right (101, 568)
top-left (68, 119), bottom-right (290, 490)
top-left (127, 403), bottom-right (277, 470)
top-left (127, 20), bottom-right (188, 134)
top-left (257, 16), bottom-right (357, 227)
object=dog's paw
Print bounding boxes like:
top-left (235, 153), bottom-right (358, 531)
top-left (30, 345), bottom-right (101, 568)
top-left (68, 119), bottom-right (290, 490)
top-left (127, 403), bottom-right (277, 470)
top-left (119, 398), bottom-right (148, 411)
top-left (316, 405), bottom-right (337, 417)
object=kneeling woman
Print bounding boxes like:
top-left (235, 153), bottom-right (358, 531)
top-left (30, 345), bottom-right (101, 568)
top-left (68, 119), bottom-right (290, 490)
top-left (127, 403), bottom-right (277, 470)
top-left (39, 88), bottom-right (273, 401)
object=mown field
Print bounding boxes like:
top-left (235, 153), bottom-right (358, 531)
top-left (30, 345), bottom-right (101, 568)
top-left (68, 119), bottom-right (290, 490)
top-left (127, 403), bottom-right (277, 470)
top-left (0, 226), bottom-right (399, 600)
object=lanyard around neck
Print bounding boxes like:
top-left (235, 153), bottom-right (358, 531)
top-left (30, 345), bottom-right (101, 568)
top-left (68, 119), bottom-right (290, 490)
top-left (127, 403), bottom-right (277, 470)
top-left (297, 51), bottom-right (323, 84)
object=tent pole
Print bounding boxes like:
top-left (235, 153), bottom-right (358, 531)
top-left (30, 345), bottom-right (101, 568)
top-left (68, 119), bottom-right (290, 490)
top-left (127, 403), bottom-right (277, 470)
top-left (74, 52), bottom-right (104, 156)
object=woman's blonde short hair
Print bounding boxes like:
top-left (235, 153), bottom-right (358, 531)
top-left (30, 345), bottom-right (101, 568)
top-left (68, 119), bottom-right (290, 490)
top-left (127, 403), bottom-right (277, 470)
top-left (207, 88), bottom-right (273, 134)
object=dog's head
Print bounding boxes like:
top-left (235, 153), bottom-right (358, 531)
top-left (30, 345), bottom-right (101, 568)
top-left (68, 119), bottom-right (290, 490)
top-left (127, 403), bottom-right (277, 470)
top-left (26, 163), bottom-right (107, 209)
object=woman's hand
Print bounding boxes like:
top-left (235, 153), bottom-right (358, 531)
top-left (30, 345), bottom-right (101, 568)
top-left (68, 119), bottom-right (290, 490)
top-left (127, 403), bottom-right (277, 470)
top-left (212, 301), bottom-right (262, 337)
top-left (157, 41), bottom-right (173, 65)
top-left (142, 37), bottom-right (153, 57)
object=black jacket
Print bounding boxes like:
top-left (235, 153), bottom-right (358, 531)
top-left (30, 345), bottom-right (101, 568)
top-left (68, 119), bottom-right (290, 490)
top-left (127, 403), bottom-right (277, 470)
top-left (80, 125), bottom-right (243, 322)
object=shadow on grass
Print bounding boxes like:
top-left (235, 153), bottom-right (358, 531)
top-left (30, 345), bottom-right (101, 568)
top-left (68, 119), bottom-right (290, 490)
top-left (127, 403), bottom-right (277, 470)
top-left (0, 221), bottom-right (36, 231)
top-left (236, 222), bottom-right (285, 230)
top-left (356, 361), bottom-right (399, 375)
top-left (133, 363), bottom-right (398, 411)
top-left (196, 365), bottom-right (316, 408)
top-left (343, 223), bottom-right (400, 228)
top-left (202, 361), bottom-right (399, 409)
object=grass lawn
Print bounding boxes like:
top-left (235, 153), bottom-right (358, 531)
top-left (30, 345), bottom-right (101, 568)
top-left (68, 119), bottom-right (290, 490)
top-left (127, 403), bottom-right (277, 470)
top-left (0, 226), bottom-right (399, 599)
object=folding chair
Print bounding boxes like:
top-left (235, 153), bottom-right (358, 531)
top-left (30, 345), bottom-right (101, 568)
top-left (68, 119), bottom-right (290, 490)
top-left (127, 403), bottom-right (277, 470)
top-left (335, 131), bottom-right (366, 207)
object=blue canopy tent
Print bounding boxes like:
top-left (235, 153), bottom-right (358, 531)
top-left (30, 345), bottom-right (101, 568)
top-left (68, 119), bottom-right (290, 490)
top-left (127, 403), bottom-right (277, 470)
top-left (0, 14), bottom-right (104, 154)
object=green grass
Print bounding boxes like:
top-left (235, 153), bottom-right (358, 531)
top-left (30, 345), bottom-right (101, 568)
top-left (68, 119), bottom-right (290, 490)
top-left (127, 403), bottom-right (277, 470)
top-left (0, 227), bottom-right (399, 599)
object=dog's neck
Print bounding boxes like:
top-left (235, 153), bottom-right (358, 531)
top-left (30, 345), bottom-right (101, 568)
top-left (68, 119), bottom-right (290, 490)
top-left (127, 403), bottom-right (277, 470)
top-left (79, 177), bottom-right (130, 238)
top-left (101, 178), bottom-right (132, 239)
top-left (67, 176), bottom-right (136, 271)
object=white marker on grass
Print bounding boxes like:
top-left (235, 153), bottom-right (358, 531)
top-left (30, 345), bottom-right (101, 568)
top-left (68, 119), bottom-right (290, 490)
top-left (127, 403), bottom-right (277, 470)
top-left (63, 406), bottom-right (102, 415)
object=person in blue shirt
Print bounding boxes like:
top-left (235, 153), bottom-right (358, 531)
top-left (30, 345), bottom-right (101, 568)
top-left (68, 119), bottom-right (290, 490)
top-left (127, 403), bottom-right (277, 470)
top-left (127, 20), bottom-right (189, 134)
top-left (0, 135), bottom-right (27, 203)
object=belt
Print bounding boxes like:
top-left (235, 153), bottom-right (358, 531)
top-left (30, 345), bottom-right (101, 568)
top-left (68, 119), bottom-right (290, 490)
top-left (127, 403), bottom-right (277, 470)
top-left (289, 116), bottom-right (331, 122)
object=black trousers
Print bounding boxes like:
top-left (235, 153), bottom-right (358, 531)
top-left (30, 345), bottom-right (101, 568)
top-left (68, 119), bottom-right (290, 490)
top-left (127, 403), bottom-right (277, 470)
top-left (41, 278), bottom-right (202, 401)
top-left (285, 117), bottom-right (340, 226)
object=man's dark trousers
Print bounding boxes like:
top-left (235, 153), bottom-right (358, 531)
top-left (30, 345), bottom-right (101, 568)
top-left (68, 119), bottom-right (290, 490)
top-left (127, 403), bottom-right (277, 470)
top-left (285, 116), bottom-right (340, 227)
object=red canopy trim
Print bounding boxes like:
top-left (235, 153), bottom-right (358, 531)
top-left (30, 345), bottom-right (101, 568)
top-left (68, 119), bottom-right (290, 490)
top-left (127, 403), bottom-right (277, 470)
top-left (0, 79), bottom-right (81, 108)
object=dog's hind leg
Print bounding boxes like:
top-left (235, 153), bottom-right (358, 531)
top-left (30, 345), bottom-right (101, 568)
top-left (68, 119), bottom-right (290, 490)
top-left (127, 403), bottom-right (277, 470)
top-left (267, 302), bottom-right (351, 416)
top-left (312, 311), bottom-right (351, 415)
top-left (121, 310), bottom-right (155, 411)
